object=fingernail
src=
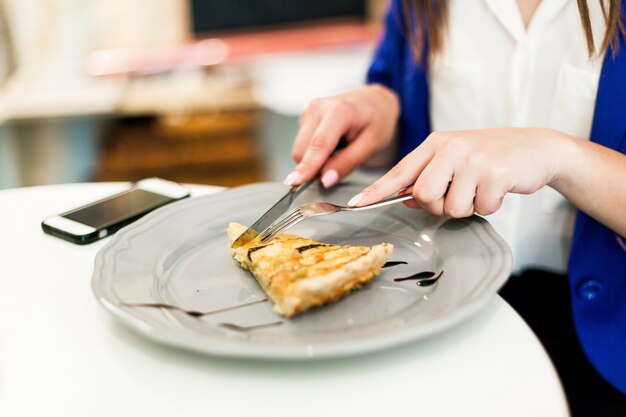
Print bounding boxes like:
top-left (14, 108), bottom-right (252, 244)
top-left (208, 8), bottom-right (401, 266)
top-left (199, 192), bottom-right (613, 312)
top-left (321, 169), bottom-right (339, 188)
top-left (283, 170), bottom-right (300, 186)
top-left (347, 193), bottom-right (364, 207)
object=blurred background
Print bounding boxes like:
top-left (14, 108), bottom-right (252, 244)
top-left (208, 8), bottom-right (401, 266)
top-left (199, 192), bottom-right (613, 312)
top-left (0, 0), bottom-right (387, 189)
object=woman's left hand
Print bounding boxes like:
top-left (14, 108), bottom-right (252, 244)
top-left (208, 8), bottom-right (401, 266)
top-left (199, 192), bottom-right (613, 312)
top-left (347, 128), bottom-right (568, 217)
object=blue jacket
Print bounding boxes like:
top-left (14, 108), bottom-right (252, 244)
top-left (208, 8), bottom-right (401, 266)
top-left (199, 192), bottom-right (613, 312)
top-left (367, 0), bottom-right (626, 394)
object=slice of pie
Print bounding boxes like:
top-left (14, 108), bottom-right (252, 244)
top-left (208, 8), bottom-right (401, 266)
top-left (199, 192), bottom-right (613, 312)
top-left (227, 223), bottom-right (393, 317)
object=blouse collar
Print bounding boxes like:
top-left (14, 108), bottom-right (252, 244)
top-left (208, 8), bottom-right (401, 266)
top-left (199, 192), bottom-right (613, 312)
top-left (483, 0), bottom-right (572, 42)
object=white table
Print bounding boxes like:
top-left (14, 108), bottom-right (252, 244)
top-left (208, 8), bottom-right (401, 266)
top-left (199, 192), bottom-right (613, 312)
top-left (0, 183), bottom-right (569, 417)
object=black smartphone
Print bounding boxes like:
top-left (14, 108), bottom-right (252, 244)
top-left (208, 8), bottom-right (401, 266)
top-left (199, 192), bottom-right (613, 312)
top-left (41, 178), bottom-right (190, 245)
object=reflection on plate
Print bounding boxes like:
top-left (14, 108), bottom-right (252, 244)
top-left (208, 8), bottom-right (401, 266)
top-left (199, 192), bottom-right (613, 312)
top-left (92, 182), bottom-right (512, 359)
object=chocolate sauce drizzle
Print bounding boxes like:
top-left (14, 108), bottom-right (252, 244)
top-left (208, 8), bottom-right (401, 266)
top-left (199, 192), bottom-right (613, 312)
top-left (123, 298), bottom-right (269, 317)
top-left (383, 259), bottom-right (444, 286)
top-left (219, 321), bottom-right (283, 332)
top-left (296, 243), bottom-right (328, 253)
top-left (126, 256), bottom-right (441, 332)
top-left (247, 245), bottom-right (268, 261)
top-left (394, 271), bottom-right (443, 286)
top-left (394, 271), bottom-right (435, 281)
top-left (124, 299), bottom-right (284, 331)
top-left (382, 261), bottom-right (408, 268)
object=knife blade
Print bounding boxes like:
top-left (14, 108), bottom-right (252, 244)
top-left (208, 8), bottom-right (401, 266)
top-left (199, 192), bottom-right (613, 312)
top-left (232, 137), bottom-right (348, 248)
top-left (231, 179), bottom-right (315, 248)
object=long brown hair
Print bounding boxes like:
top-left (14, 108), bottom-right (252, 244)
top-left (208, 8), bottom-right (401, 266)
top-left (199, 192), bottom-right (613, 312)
top-left (401, 0), bottom-right (626, 60)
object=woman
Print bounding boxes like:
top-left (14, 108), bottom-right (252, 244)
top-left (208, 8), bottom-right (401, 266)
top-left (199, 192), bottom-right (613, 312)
top-left (284, 0), bottom-right (626, 414)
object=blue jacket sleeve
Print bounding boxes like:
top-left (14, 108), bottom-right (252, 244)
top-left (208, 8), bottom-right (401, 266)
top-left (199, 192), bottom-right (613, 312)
top-left (366, 1), bottom-right (405, 88)
top-left (365, 0), bottom-right (431, 158)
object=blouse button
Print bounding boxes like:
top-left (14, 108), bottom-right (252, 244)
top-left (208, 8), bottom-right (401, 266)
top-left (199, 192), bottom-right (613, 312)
top-left (577, 279), bottom-right (602, 300)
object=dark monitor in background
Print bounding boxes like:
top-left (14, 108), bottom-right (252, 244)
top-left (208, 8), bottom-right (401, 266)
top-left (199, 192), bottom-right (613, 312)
top-left (190, 0), bottom-right (367, 35)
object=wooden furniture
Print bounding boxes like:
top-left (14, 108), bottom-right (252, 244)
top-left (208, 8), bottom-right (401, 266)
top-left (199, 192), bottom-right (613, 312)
top-left (97, 111), bottom-right (263, 187)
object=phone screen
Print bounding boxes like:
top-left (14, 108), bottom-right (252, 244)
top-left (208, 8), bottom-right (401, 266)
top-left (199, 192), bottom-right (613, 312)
top-left (63, 189), bottom-right (175, 228)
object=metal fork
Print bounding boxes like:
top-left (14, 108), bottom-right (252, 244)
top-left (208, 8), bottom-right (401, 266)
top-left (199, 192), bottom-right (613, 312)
top-left (258, 193), bottom-right (414, 243)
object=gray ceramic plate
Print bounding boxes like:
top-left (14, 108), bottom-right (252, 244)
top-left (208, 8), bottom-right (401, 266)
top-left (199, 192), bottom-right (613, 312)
top-left (92, 182), bottom-right (512, 359)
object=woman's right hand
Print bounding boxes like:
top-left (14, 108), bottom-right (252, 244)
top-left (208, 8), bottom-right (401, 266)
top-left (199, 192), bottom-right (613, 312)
top-left (284, 84), bottom-right (400, 188)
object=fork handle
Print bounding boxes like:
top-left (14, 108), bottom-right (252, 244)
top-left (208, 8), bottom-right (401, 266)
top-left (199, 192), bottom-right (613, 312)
top-left (345, 193), bottom-right (414, 211)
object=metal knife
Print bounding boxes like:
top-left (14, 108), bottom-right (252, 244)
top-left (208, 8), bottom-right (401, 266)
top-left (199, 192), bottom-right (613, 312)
top-left (231, 179), bottom-right (315, 248)
top-left (231, 137), bottom-right (347, 248)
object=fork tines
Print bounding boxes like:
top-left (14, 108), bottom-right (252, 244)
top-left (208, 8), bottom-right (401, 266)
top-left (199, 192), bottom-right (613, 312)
top-left (258, 207), bottom-right (304, 243)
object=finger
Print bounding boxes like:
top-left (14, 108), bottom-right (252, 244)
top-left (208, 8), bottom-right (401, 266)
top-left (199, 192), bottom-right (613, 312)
top-left (403, 199), bottom-right (421, 209)
top-left (291, 112), bottom-right (321, 163)
top-left (474, 182), bottom-right (506, 216)
top-left (320, 129), bottom-right (376, 188)
top-left (285, 112), bottom-right (321, 185)
top-left (412, 154), bottom-right (454, 216)
top-left (399, 186), bottom-right (421, 208)
top-left (347, 143), bottom-right (435, 207)
top-left (291, 106), bottom-right (352, 185)
top-left (443, 168), bottom-right (477, 218)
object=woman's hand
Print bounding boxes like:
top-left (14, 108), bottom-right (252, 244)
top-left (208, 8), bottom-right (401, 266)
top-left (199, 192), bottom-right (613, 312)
top-left (348, 127), bottom-right (626, 238)
top-left (285, 84), bottom-right (400, 188)
top-left (348, 128), bottom-right (568, 217)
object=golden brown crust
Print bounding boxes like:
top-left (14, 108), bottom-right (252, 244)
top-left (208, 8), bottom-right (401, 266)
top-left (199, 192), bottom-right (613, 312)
top-left (227, 223), bottom-right (393, 316)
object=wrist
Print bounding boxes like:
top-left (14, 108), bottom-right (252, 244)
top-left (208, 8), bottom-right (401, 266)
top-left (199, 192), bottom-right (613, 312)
top-left (546, 129), bottom-right (582, 191)
top-left (367, 83), bottom-right (400, 114)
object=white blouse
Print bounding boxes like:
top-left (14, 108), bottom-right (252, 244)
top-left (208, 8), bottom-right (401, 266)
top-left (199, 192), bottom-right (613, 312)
top-left (429, 0), bottom-right (607, 273)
